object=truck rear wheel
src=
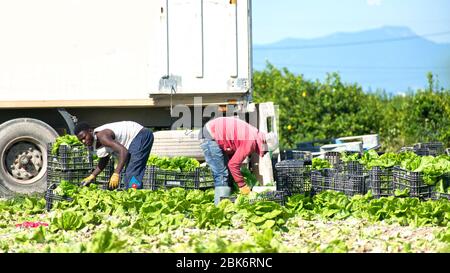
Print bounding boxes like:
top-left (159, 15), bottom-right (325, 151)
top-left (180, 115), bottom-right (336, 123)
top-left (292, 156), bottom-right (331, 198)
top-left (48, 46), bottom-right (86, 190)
top-left (0, 118), bottom-right (58, 197)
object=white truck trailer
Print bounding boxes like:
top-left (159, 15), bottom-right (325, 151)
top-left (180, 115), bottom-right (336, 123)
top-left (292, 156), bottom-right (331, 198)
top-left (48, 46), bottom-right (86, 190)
top-left (0, 0), bottom-right (277, 197)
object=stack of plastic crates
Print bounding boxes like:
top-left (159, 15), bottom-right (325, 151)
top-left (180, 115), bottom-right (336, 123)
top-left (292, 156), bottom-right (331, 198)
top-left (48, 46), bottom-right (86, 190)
top-left (333, 161), bottom-right (368, 197)
top-left (311, 168), bottom-right (338, 195)
top-left (367, 166), bottom-right (394, 198)
top-left (392, 166), bottom-right (435, 199)
top-left (45, 183), bottom-right (74, 211)
top-left (47, 143), bottom-right (93, 187)
top-left (275, 160), bottom-right (312, 197)
top-left (143, 165), bottom-right (215, 190)
top-left (413, 142), bottom-right (445, 157)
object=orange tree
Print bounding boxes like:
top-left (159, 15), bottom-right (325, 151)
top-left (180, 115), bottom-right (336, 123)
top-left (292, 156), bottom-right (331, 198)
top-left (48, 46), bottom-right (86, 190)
top-left (253, 64), bottom-right (450, 151)
top-left (253, 63), bottom-right (383, 148)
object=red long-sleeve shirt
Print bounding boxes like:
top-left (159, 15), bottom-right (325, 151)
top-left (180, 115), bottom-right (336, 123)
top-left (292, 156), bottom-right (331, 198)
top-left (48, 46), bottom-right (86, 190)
top-left (206, 117), bottom-right (266, 188)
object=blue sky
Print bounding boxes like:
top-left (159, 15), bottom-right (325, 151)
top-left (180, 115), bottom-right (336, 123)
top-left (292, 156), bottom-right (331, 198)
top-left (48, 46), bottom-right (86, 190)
top-left (252, 0), bottom-right (450, 44)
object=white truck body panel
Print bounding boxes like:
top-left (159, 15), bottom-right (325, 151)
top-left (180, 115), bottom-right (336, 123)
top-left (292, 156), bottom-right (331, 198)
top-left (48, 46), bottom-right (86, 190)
top-left (0, 0), bottom-right (251, 102)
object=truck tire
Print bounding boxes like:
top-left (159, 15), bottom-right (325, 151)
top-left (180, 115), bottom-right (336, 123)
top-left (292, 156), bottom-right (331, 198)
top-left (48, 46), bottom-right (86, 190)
top-left (0, 118), bottom-right (58, 197)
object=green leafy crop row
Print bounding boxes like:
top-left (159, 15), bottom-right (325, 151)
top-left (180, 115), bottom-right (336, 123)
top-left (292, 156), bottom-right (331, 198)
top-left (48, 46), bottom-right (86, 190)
top-left (146, 155), bottom-right (200, 172)
top-left (1, 185), bottom-right (449, 253)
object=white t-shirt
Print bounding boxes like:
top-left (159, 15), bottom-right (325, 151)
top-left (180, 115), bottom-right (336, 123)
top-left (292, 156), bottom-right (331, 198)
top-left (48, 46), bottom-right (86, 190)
top-left (93, 121), bottom-right (144, 158)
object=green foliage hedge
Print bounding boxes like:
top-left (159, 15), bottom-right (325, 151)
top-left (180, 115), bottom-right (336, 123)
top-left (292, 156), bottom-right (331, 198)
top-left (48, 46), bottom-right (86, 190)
top-left (253, 63), bottom-right (450, 151)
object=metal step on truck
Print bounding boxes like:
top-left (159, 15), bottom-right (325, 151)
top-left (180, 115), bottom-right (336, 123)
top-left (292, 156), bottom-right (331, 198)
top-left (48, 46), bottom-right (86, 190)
top-left (0, 0), bottom-right (278, 197)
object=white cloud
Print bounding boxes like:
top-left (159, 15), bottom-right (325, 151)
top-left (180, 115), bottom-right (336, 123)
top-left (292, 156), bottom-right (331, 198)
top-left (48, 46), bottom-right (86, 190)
top-left (367, 0), bottom-right (382, 6)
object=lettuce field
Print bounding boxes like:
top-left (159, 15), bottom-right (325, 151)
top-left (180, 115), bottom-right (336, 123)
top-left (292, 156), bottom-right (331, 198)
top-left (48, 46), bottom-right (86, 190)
top-left (1, 182), bottom-right (449, 253)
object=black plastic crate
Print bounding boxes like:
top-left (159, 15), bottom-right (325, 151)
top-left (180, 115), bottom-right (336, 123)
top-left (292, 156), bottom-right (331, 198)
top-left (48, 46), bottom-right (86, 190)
top-left (432, 192), bottom-right (450, 201)
top-left (47, 143), bottom-right (93, 171)
top-left (311, 168), bottom-right (338, 194)
top-left (324, 152), bottom-right (342, 166)
top-left (94, 158), bottom-right (115, 184)
top-left (196, 167), bottom-right (215, 190)
top-left (335, 161), bottom-right (366, 175)
top-left (275, 160), bottom-right (312, 196)
top-left (325, 152), bottom-right (362, 167)
top-left (313, 162), bottom-right (367, 197)
top-left (334, 172), bottom-right (368, 197)
top-left (46, 168), bottom-right (91, 187)
top-left (45, 183), bottom-right (74, 211)
top-left (392, 167), bottom-right (435, 199)
top-left (47, 163), bottom-right (120, 190)
top-left (144, 165), bottom-right (214, 190)
top-left (143, 166), bottom-right (157, 190)
top-left (368, 167), bottom-right (393, 198)
top-left (94, 159), bottom-right (125, 190)
top-left (413, 142), bottom-right (445, 157)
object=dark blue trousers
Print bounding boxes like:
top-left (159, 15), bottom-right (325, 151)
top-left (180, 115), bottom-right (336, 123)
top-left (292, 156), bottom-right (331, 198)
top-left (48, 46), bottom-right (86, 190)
top-left (123, 128), bottom-right (154, 189)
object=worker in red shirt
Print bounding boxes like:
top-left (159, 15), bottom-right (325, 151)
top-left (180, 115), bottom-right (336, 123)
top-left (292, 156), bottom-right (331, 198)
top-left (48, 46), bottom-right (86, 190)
top-left (199, 117), bottom-right (278, 205)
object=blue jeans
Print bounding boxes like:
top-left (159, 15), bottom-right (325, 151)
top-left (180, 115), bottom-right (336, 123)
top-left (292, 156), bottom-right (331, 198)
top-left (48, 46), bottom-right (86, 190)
top-left (200, 139), bottom-right (229, 187)
top-left (123, 128), bottom-right (154, 189)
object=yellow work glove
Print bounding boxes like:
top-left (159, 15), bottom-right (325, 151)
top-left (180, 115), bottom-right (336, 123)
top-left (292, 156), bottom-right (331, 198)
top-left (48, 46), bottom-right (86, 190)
top-left (239, 185), bottom-right (251, 195)
top-left (81, 174), bottom-right (95, 187)
top-left (108, 173), bottom-right (120, 189)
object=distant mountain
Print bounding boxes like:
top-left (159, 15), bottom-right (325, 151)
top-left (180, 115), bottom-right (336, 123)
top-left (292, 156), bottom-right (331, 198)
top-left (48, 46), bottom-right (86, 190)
top-left (253, 26), bottom-right (450, 94)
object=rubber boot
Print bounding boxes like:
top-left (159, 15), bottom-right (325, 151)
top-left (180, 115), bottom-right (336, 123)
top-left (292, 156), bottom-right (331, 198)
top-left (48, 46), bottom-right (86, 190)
top-left (214, 186), bottom-right (231, 206)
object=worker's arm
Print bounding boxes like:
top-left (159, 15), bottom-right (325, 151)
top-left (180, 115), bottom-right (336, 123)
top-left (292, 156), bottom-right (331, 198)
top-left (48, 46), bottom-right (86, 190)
top-left (91, 156), bottom-right (110, 177)
top-left (227, 143), bottom-right (253, 188)
top-left (96, 130), bottom-right (129, 174)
